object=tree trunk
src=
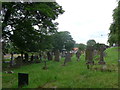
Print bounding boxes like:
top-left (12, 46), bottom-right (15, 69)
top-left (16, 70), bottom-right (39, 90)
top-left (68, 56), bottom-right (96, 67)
top-left (21, 52), bottom-right (24, 61)
top-left (24, 53), bottom-right (29, 62)
top-left (2, 53), bottom-right (5, 63)
top-left (10, 53), bottom-right (13, 67)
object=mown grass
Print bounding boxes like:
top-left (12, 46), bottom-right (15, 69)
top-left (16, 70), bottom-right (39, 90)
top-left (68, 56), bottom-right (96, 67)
top-left (2, 47), bottom-right (119, 88)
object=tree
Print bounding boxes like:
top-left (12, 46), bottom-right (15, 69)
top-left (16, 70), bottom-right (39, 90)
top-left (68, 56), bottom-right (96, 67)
top-left (87, 39), bottom-right (96, 46)
top-left (108, 1), bottom-right (120, 46)
top-left (1, 2), bottom-right (65, 58)
top-left (52, 31), bottom-right (75, 61)
top-left (78, 43), bottom-right (86, 51)
top-left (52, 31), bottom-right (75, 51)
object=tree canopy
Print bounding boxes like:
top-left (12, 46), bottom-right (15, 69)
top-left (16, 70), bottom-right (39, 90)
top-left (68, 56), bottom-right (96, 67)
top-left (52, 31), bottom-right (75, 51)
top-left (108, 1), bottom-right (120, 46)
top-left (1, 2), bottom-right (64, 53)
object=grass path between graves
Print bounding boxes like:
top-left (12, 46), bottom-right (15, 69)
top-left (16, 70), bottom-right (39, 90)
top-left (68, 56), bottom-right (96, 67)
top-left (2, 47), bottom-right (119, 88)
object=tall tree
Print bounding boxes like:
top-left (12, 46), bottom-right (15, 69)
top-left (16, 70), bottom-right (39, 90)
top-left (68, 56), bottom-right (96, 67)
top-left (108, 1), bottom-right (120, 46)
top-left (1, 2), bottom-right (64, 55)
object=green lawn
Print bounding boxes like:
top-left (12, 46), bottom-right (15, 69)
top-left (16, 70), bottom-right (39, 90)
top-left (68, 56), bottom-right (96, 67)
top-left (2, 47), bottom-right (119, 88)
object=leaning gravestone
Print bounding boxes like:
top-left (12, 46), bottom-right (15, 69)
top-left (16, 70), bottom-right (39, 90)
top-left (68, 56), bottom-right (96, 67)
top-left (98, 45), bottom-right (106, 65)
top-left (18, 73), bottom-right (28, 87)
top-left (85, 46), bottom-right (94, 69)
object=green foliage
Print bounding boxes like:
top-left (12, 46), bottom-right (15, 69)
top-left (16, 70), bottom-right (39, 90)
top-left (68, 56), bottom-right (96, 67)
top-left (52, 31), bottom-right (75, 51)
top-left (78, 43), bottom-right (86, 51)
top-left (1, 2), bottom-right (65, 53)
top-left (74, 43), bottom-right (79, 48)
top-left (108, 1), bottom-right (120, 46)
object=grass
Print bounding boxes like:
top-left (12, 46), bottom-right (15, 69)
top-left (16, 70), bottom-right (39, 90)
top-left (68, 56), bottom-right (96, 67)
top-left (2, 47), bottom-right (119, 88)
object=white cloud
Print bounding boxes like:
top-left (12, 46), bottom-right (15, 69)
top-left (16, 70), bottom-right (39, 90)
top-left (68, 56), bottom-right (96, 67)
top-left (55, 0), bottom-right (117, 45)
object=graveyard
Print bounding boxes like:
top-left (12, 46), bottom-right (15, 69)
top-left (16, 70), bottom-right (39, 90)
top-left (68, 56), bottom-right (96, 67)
top-left (1, 0), bottom-right (120, 89)
top-left (2, 46), bottom-right (119, 88)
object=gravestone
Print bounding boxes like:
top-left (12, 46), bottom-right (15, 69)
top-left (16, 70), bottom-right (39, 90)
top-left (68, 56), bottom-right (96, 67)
top-left (15, 56), bottom-right (23, 67)
top-left (85, 46), bottom-right (94, 69)
top-left (18, 73), bottom-right (28, 87)
top-left (98, 46), bottom-right (106, 65)
top-left (93, 50), bottom-right (98, 57)
top-left (54, 50), bottom-right (60, 62)
top-left (63, 52), bottom-right (71, 65)
top-left (76, 50), bottom-right (81, 61)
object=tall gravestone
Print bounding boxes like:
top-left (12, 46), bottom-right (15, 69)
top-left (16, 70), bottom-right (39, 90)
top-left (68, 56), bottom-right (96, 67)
top-left (63, 51), bottom-right (71, 65)
top-left (86, 46), bottom-right (94, 69)
top-left (54, 50), bottom-right (60, 62)
top-left (98, 45), bottom-right (106, 65)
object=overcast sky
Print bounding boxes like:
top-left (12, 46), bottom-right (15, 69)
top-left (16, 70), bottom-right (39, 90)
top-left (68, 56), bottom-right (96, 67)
top-left (55, 0), bottom-right (117, 45)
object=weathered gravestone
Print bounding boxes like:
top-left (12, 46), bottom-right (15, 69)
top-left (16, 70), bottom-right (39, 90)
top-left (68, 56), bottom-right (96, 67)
top-left (76, 50), bottom-right (81, 61)
top-left (85, 46), bottom-right (94, 69)
top-left (18, 73), bottom-right (28, 87)
top-left (63, 52), bottom-right (71, 66)
top-left (54, 50), bottom-right (60, 62)
top-left (93, 50), bottom-right (98, 57)
top-left (15, 56), bottom-right (23, 67)
top-left (98, 46), bottom-right (106, 65)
